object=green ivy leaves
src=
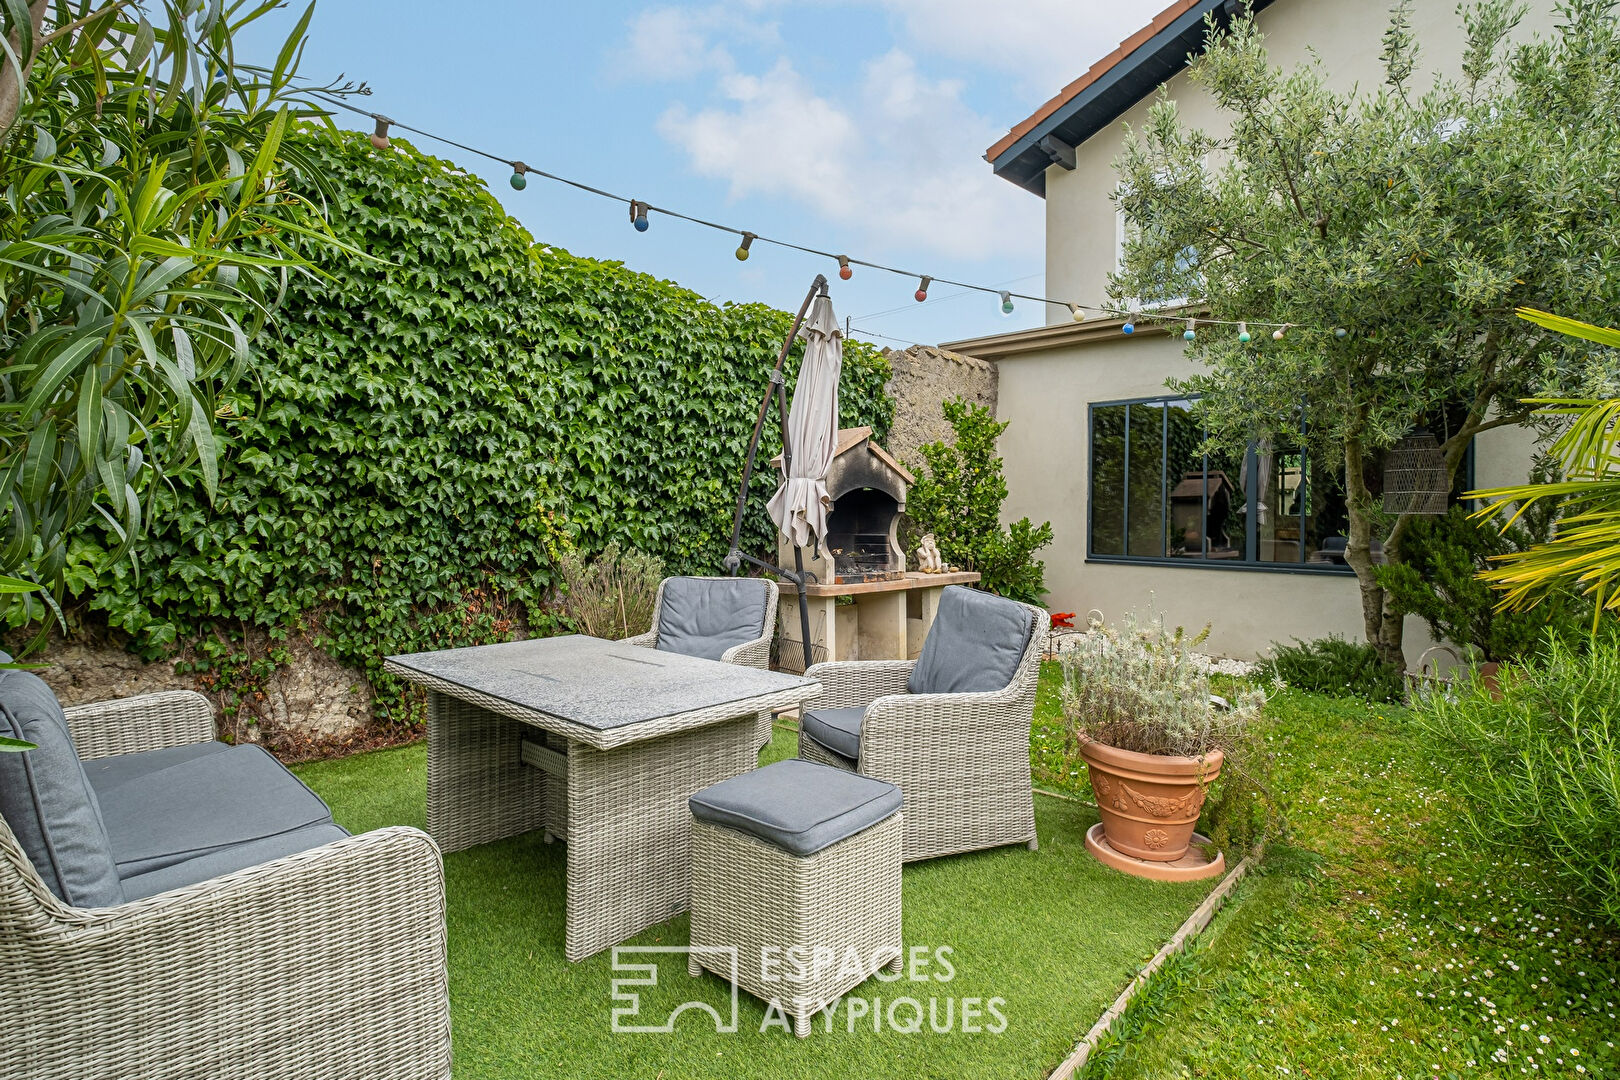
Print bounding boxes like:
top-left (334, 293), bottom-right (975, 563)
top-left (74, 127), bottom-right (894, 723)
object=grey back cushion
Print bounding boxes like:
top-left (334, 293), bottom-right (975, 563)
top-left (0, 672), bottom-right (124, 907)
top-left (907, 586), bottom-right (1034, 696)
top-left (655, 577), bottom-right (770, 661)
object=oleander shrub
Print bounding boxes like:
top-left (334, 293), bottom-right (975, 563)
top-left (0, 2), bottom-right (338, 635)
top-left (1414, 633), bottom-right (1620, 927)
top-left (66, 126), bottom-right (893, 720)
top-left (1260, 635), bottom-right (1405, 703)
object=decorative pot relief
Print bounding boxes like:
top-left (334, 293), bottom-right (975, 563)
top-left (1128, 785), bottom-right (1204, 819)
top-left (1142, 829), bottom-right (1170, 850)
top-left (1088, 770), bottom-right (1202, 819)
top-left (1088, 771), bottom-right (1130, 812)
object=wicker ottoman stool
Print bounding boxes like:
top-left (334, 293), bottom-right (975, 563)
top-left (687, 759), bottom-right (903, 1037)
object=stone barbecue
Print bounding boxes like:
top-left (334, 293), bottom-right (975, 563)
top-left (773, 427), bottom-right (979, 672)
top-left (775, 426), bottom-right (912, 586)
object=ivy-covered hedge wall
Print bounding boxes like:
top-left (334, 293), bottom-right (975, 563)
top-left (71, 127), bottom-right (893, 718)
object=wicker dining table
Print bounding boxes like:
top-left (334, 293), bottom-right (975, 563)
top-left (384, 635), bottom-right (819, 962)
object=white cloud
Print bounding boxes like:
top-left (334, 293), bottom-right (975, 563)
top-left (871, 0), bottom-right (1157, 93)
top-left (657, 50), bottom-right (1040, 259)
top-left (619, 8), bottom-right (734, 80)
top-left (614, 5), bottom-right (783, 82)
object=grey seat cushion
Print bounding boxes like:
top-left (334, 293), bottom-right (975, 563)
top-left (97, 744), bottom-right (336, 876)
top-left (82, 740), bottom-right (231, 795)
top-left (120, 821), bottom-right (350, 900)
top-left (655, 576), bottom-right (770, 661)
top-left (689, 759), bottom-right (901, 856)
top-left (0, 672), bottom-right (124, 907)
top-left (800, 706), bottom-right (864, 762)
top-left (908, 586), bottom-right (1034, 696)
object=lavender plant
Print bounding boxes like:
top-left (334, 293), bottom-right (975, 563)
top-left (1059, 612), bottom-right (1263, 758)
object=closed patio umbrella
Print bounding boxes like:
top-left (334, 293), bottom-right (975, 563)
top-left (766, 291), bottom-right (842, 550)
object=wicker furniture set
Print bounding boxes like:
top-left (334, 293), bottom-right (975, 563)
top-left (0, 576), bottom-right (1043, 1065)
top-left (681, 583), bottom-right (1045, 1032)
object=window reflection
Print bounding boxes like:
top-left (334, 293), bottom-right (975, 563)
top-left (1090, 405), bottom-right (1125, 556)
top-left (1127, 402), bottom-right (1165, 557)
top-left (1088, 396), bottom-right (1370, 571)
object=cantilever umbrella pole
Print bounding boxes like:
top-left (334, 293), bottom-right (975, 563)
top-left (726, 273), bottom-right (828, 672)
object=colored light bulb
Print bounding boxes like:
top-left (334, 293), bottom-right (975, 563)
top-left (838, 256), bottom-right (852, 280)
top-left (999, 291), bottom-right (1014, 316)
top-left (1122, 321), bottom-right (1135, 335)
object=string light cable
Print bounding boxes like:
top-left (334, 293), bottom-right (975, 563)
top-left (298, 86), bottom-right (1333, 339)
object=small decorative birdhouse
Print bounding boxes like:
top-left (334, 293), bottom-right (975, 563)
top-left (1382, 430), bottom-right (1449, 515)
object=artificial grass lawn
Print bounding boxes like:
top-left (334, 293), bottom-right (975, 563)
top-left (293, 716), bottom-right (1215, 1079)
top-left (1063, 689), bottom-right (1620, 1080)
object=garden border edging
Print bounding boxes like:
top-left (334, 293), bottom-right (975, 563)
top-left (1048, 849), bottom-right (1258, 1079)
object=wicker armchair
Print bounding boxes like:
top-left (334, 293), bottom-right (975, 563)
top-left (625, 575), bottom-right (779, 747)
top-left (798, 593), bottom-right (1048, 863)
top-left (0, 691), bottom-right (451, 1080)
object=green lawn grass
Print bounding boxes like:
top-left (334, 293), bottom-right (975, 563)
top-left (293, 713), bottom-right (1215, 1079)
top-left (1069, 689), bottom-right (1620, 1080)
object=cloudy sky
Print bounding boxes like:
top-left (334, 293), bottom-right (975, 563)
top-left (241, 1), bottom-right (1164, 346)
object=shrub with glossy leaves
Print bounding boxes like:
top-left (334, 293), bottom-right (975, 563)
top-left (904, 398), bottom-right (1052, 604)
top-left (70, 127), bottom-right (894, 719)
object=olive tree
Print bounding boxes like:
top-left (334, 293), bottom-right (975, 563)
top-left (0, 0), bottom-right (347, 642)
top-left (1111, 0), bottom-right (1620, 666)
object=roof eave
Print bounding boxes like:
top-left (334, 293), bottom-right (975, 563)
top-left (986, 0), bottom-right (1272, 197)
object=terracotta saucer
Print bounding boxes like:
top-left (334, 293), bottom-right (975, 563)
top-left (1084, 822), bottom-right (1227, 882)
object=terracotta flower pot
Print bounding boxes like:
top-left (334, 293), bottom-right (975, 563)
top-left (1078, 738), bottom-right (1223, 862)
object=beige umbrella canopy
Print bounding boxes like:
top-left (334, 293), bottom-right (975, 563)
top-left (766, 292), bottom-right (842, 550)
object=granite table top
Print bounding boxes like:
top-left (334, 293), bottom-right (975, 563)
top-left (384, 635), bottom-right (819, 748)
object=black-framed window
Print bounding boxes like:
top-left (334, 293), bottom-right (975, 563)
top-left (1086, 396), bottom-right (1473, 572)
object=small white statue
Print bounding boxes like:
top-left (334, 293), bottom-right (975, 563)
top-left (917, 534), bottom-right (945, 574)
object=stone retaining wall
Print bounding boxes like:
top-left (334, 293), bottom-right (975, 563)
top-left (31, 628), bottom-right (371, 749)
